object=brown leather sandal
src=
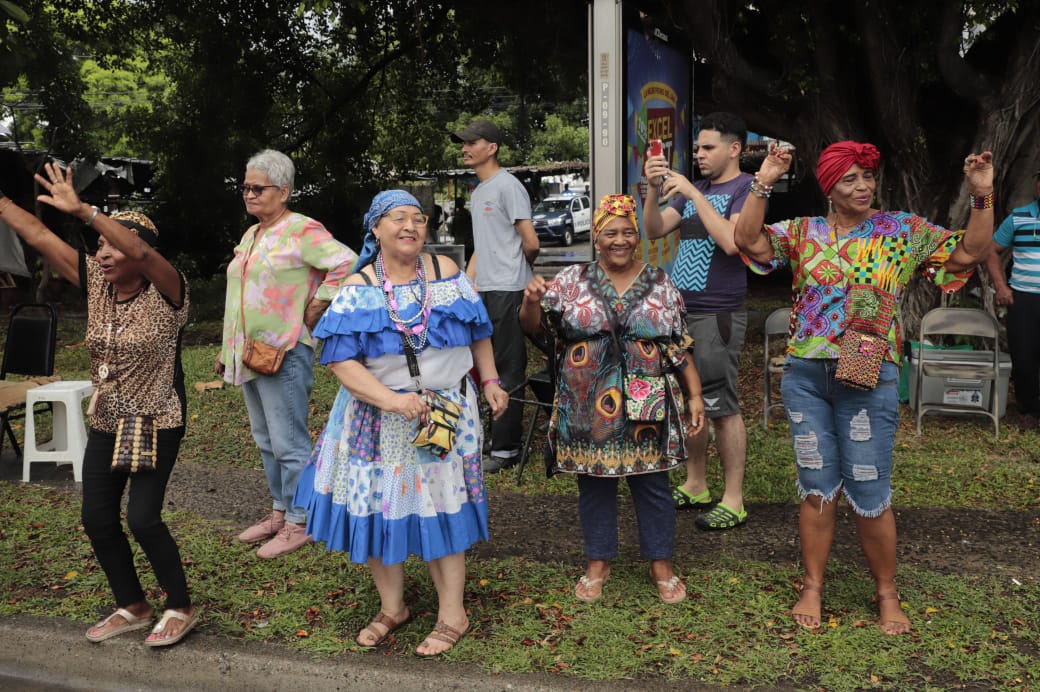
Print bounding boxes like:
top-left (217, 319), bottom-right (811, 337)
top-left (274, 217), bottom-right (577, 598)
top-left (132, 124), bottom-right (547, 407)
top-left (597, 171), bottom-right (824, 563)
top-left (877, 593), bottom-right (912, 635)
top-left (355, 609), bottom-right (412, 648)
top-left (415, 621), bottom-right (471, 657)
top-left (791, 582), bottom-right (823, 630)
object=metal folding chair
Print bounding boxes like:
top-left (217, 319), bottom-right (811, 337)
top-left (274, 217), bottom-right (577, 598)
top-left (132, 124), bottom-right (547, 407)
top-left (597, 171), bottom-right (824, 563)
top-left (762, 307), bottom-right (791, 427)
top-left (914, 307), bottom-right (1001, 438)
top-left (510, 331), bottom-right (557, 485)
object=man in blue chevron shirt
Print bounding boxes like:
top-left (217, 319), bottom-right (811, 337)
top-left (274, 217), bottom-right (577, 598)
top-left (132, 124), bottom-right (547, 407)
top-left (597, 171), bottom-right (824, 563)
top-left (985, 168), bottom-right (1040, 431)
top-left (644, 112), bottom-right (756, 531)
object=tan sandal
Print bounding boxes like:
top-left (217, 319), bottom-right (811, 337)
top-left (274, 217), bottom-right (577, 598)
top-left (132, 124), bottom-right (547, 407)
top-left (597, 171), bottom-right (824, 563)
top-left (144, 608), bottom-right (200, 647)
top-left (85, 607), bottom-right (153, 643)
top-left (574, 569), bottom-right (610, 603)
top-left (415, 621), bottom-right (470, 657)
top-left (355, 609), bottom-right (412, 648)
top-left (791, 582), bottom-right (823, 630)
top-left (651, 572), bottom-right (687, 604)
top-left (877, 593), bottom-right (911, 635)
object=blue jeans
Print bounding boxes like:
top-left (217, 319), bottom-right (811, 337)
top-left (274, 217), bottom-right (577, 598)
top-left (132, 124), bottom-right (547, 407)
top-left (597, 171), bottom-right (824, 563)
top-left (242, 342), bottom-right (315, 524)
top-left (577, 472), bottom-right (675, 560)
top-left (780, 357), bottom-right (899, 517)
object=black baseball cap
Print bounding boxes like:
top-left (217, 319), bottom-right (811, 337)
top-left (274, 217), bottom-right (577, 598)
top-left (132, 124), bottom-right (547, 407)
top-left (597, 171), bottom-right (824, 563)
top-left (450, 120), bottom-right (504, 144)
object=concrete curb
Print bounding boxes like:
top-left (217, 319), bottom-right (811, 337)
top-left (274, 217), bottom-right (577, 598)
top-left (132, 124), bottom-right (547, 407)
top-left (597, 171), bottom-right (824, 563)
top-left (0, 615), bottom-right (608, 692)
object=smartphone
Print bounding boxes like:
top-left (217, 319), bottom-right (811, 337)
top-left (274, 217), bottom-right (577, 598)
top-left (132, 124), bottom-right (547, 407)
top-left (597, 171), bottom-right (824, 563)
top-left (649, 139), bottom-right (669, 192)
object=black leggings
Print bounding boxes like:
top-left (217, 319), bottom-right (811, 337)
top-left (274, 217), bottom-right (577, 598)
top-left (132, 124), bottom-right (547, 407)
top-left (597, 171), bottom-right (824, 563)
top-left (80, 427), bottom-right (191, 610)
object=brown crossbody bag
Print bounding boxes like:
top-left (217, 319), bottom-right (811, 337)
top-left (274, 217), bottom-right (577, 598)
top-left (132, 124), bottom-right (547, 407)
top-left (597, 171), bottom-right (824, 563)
top-left (239, 225), bottom-right (287, 376)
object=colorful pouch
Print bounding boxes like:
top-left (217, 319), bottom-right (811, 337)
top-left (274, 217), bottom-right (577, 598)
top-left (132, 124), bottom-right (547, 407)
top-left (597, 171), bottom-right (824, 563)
top-left (835, 328), bottom-right (886, 390)
top-left (412, 389), bottom-right (462, 458)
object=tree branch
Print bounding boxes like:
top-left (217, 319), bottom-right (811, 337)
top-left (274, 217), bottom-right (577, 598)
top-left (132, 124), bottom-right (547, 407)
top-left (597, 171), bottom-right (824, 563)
top-left (935, 0), bottom-right (991, 101)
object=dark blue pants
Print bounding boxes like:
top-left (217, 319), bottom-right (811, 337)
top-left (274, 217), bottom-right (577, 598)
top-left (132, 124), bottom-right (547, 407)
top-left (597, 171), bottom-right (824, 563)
top-left (1008, 290), bottom-right (1040, 416)
top-left (577, 472), bottom-right (676, 561)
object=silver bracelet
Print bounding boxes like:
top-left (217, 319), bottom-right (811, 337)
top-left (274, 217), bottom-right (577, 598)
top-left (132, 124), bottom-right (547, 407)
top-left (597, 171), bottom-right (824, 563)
top-left (85, 205), bottom-right (99, 227)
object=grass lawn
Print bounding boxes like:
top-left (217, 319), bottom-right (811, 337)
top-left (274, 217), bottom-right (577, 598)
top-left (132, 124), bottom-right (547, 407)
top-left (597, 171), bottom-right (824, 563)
top-left (1, 298), bottom-right (1038, 690)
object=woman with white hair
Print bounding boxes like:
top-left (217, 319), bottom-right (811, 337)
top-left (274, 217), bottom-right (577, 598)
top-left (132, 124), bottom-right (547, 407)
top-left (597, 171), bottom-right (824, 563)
top-left (218, 149), bottom-right (357, 559)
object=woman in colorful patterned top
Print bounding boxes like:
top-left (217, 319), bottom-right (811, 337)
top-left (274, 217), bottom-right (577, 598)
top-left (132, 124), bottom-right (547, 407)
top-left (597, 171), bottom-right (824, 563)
top-left (735, 141), bottom-right (995, 635)
top-left (519, 194), bottom-right (705, 605)
top-left (2, 163), bottom-right (198, 647)
top-left (219, 149), bottom-right (357, 559)
top-left (296, 190), bottom-right (508, 656)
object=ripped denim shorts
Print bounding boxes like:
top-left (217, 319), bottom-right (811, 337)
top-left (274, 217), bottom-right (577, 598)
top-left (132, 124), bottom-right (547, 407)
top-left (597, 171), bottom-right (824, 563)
top-left (780, 356), bottom-right (899, 517)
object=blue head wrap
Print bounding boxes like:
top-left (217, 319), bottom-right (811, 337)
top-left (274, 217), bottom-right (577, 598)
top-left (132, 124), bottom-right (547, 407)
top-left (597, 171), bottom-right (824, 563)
top-left (355, 189), bottom-right (424, 270)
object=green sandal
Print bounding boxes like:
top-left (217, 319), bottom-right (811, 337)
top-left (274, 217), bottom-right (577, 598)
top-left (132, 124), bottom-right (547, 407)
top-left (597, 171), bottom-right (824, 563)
top-left (673, 486), bottom-right (713, 511)
top-left (695, 502), bottom-right (748, 530)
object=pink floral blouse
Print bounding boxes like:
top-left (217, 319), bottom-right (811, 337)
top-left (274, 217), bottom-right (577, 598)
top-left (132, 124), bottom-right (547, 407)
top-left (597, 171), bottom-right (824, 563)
top-left (220, 212), bottom-right (357, 384)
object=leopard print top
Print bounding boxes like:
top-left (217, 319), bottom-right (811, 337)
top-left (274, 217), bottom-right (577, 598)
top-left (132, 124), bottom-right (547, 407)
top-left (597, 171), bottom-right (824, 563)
top-left (81, 254), bottom-right (190, 433)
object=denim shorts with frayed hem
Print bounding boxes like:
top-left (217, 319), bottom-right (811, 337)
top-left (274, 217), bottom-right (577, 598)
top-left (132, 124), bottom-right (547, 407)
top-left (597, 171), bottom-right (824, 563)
top-left (780, 356), bottom-right (899, 518)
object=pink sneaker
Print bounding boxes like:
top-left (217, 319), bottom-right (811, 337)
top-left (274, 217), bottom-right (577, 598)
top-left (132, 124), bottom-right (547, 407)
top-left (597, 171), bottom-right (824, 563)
top-left (237, 511), bottom-right (285, 543)
top-left (256, 522), bottom-right (313, 558)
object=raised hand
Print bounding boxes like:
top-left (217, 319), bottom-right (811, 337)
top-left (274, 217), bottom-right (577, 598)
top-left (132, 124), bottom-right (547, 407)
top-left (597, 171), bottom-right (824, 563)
top-left (35, 162), bottom-right (84, 215)
top-left (523, 274), bottom-right (549, 305)
top-left (645, 152), bottom-right (670, 187)
top-left (963, 151), bottom-right (994, 194)
top-left (757, 142), bottom-right (793, 186)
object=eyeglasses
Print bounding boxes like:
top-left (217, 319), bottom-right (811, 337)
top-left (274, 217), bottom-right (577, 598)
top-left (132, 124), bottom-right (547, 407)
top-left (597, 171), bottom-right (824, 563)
top-left (239, 184), bottom-right (280, 197)
top-left (383, 213), bottom-right (429, 227)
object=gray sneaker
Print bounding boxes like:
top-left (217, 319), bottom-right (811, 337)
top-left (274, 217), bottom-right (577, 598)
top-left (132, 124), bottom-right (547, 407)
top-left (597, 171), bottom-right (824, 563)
top-left (482, 454), bottom-right (518, 473)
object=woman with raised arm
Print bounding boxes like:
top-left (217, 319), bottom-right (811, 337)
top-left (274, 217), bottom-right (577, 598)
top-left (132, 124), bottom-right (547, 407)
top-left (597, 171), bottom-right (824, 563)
top-left (734, 141), bottom-right (995, 634)
top-left (0, 163), bottom-right (198, 647)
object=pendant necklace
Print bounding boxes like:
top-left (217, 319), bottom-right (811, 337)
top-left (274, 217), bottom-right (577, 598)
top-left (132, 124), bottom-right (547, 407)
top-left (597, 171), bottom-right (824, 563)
top-left (374, 253), bottom-right (431, 351)
top-left (89, 286), bottom-right (123, 415)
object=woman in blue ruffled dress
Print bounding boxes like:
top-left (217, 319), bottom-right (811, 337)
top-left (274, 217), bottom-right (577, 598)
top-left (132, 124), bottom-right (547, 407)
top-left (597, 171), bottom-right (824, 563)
top-left (297, 190), bottom-right (508, 656)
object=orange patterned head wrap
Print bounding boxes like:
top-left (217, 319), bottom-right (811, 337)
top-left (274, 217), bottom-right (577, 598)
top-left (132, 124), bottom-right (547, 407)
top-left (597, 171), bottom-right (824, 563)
top-left (592, 194), bottom-right (640, 241)
top-left (816, 141), bottom-right (881, 196)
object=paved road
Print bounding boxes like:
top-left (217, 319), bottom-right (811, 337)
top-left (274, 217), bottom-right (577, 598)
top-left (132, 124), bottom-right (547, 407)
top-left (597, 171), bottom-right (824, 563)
top-left (533, 239), bottom-right (592, 277)
top-left (0, 615), bottom-right (627, 692)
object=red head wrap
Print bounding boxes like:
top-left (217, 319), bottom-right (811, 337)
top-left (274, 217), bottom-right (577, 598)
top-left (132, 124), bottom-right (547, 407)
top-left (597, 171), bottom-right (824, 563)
top-left (816, 141), bottom-right (881, 196)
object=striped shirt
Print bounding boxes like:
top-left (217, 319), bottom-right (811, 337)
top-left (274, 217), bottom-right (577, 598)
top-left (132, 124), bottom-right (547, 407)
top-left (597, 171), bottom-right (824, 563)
top-left (993, 199), bottom-right (1040, 294)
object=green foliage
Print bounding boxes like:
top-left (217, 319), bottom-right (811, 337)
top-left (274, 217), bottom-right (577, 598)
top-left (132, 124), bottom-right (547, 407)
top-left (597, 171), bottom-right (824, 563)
top-left (2, 308), bottom-right (1040, 688)
top-left (2, 1), bottom-right (590, 277)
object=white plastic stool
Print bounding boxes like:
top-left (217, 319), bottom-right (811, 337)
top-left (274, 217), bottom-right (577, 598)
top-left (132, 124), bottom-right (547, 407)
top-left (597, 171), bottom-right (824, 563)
top-left (22, 380), bottom-right (93, 483)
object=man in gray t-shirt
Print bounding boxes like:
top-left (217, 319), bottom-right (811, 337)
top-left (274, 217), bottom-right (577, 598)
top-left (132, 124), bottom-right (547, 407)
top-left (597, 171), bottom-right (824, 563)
top-left (451, 119), bottom-right (540, 472)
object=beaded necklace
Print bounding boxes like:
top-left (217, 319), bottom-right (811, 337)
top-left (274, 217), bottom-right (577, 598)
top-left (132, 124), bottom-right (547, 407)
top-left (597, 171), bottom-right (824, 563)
top-left (374, 252), bottom-right (432, 351)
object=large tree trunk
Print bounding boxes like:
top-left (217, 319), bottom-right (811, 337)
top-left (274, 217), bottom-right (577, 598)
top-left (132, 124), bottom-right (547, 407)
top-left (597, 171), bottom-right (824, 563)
top-left (676, 0), bottom-right (1040, 338)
